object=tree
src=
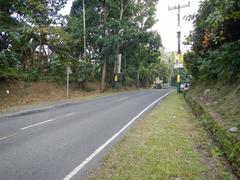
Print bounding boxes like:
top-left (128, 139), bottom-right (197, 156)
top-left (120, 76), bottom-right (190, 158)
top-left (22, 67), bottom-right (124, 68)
top-left (0, 0), bottom-right (166, 89)
top-left (184, 0), bottom-right (240, 82)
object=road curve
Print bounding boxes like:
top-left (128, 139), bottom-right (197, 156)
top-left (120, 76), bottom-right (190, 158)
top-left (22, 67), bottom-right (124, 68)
top-left (0, 89), bottom-right (172, 180)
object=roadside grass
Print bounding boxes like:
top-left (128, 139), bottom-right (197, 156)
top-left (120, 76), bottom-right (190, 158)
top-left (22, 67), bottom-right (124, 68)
top-left (85, 92), bottom-right (235, 180)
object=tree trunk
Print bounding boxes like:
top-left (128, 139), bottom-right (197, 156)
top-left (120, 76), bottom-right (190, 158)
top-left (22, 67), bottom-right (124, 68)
top-left (124, 44), bottom-right (127, 70)
top-left (100, 56), bottom-right (107, 92)
top-left (136, 71), bottom-right (140, 87)
top-left (100, 1), bottom-right (108, 91)
top-left (114, 44), bottom-right (120, 74)
top-left (114, 0), bottom-right (124, 76)
top-left (137, 43), bottom-right (141, 88)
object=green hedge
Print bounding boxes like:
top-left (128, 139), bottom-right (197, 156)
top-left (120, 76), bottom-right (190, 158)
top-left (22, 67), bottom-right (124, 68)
top-left (184, 93), bottom-right (240, 177)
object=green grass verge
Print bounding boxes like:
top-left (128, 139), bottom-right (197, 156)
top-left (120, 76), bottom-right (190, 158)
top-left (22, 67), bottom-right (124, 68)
top-left (184, 93), bottom-right (240, 177)
top-left (85, 93), bottom-right (234, 180)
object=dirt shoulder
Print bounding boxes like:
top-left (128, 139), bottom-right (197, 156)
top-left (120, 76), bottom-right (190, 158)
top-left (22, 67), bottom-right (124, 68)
top-left (0, 80), bottom-right (138, 114)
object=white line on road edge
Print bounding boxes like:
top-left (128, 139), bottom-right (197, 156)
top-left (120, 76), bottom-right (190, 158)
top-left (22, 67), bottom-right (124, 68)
top-left (20, 112), bottom-right (76, 130)
top-left (63, 90), bottom-right (174, 180)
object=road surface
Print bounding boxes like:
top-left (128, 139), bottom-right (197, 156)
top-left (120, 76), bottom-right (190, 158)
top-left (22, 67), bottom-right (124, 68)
top-left (0, 89), bottom-right (172, 180)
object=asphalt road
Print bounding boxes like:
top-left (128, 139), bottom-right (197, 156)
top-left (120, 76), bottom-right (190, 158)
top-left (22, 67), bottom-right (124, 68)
top-left (0, 89), bottom-right (172, 180)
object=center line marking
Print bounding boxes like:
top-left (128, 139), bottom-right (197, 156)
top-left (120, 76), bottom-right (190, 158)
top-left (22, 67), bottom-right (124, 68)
top-left (119, 97), bottom-right (128, 101)
top-left (0, 133), bottom-right (18, 141)
top-left (63, 90), bottom-right (174, 180)
top-left (20, 112), bottom-right (76, 131)
top-left (62, 112), bottom-right (75, 117)
top-left (20, 118), bottom-right (56, 130)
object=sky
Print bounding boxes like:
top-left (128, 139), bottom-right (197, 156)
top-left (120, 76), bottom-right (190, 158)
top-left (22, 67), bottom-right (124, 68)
top-left (60, 0), bottom-right (200, 53)
top-left (152, 0), bottom-right (200, 52)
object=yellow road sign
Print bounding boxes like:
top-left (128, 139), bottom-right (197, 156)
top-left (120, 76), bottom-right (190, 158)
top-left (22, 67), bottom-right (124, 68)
top-left (177, 74), bottom-right (181, 83)
top-left (114, 75), bottom-right (118, 82)
top-left (175, 54), bottom-right (184, 64)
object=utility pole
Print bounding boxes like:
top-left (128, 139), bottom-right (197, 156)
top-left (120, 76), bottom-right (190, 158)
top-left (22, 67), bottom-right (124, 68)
top-left (168, 2), bottom-right (190, 54)
top-left (66, 65), bottom-right (72, 98)
top-left (168, 1), bottom-right (190, 93)
top-left (83, 0), bottom-right (86, 61)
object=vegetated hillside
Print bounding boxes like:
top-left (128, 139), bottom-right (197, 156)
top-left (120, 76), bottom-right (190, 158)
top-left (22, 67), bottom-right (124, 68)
top-left (0, 0), bottom-right (176, 112)
top-left (184, 0), bottom-right (240, 130)
top-left (0, 80), bottom-right (100, 113)
top-left (183, 0), bottom-right (240, 176)
top-left (0, 0), bottom-right (171, 92)
top-left (0, 79), bottom-right (140, 113)
top-left (188, 81), bottom-right (240, 138)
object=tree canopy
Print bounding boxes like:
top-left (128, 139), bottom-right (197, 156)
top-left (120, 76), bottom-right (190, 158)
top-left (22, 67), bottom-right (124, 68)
top-left (0, 0), bottom-right (172, 90)
top-left (184, 0), bottom-right (240, 82)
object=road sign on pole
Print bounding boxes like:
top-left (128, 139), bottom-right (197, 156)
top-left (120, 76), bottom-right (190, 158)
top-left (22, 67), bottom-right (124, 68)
top-left (177, 74), bottom-right (181, 93)
top-left (66, 65), bottom-right (72, 98)
top-left (177, 74), bottom-right (181, 83)
top-left (66, 65), bottom-right (72, 75)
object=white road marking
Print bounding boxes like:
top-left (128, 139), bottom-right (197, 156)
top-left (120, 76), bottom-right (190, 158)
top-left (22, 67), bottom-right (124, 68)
top-left (20, 118), bottom-right (56, 130)
top-left (63, 90), bottom-right (174, 180)
top-left (20, 112), bottom-right (76, 130)
top-left (119, 97), bottom-right (128, 101)
top-left (62, 112), bottom-right (76, 117)
top-left (0, 133), bottom-right (18, 141)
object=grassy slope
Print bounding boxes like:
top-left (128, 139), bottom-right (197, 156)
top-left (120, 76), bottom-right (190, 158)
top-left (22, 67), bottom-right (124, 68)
top-left (188, 82), bottom-right (240, 139)
top-left (85, 93), bottom-right (235, 180)
top-left (0, 81), bottom-right (98, 113)
top-left (0, 80), bottom-right (138, 113)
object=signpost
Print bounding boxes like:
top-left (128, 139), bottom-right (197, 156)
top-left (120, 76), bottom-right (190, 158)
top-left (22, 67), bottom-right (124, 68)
top-left (66, 65), bottom-right (72, 98)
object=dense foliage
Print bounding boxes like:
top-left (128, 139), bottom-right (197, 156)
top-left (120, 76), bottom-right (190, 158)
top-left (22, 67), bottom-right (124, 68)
top-left (184, 0), bottom-right (240, 82)
top-left (0, 0), bottom-right (170, 90)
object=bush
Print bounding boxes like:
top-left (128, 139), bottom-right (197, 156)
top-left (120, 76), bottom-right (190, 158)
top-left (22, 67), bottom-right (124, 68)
top-left (20, 68), bottom-right (39, 82)
top-left (184, 42), bottom-right (240, 82)
top-left (76, 60), bottom-right (93, 84)
top-left (124, 76), bottom-right (135, 87)
top-left (0, 66), bottom-right (21, 80)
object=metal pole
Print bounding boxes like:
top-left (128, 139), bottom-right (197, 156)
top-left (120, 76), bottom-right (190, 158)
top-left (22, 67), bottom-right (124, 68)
top-left (83, 0), bottom-right (86, 61)
top-left (67, 73), bottom-right (69, 98)
top-left (177, 5), bottom-right (181, 54)
top-left (168, 2), bottom-right (190, 55)
top-left (177, 5), bottom-right (181, 93)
